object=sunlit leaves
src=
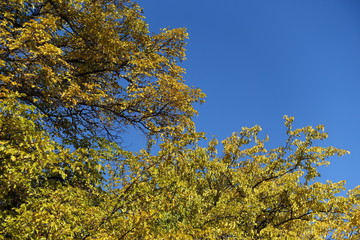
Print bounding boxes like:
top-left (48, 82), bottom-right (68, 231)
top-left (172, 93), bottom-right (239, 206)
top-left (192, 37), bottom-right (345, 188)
top-left (0, 92), bottom-right (111, 239)
top-left (0, 0), bottom-right (204, 144)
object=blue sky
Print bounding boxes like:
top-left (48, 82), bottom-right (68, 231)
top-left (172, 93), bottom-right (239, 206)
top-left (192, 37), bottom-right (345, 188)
top-left (135, 0), bottom-right (360, 190)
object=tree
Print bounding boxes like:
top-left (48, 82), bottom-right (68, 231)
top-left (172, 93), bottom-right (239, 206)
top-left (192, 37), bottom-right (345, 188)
top-left (0, 92), bottom-right (108, 238)
top-left (1, 0), bottom-right (359, 239)
top-left (0, 0), bottom-right (204, 146)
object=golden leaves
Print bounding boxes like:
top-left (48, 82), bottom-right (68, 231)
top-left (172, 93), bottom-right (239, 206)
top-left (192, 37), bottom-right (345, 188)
top-left (1, 0), bottom-right (204, 142)
top-left (0, 96), bottom-right (358, 238)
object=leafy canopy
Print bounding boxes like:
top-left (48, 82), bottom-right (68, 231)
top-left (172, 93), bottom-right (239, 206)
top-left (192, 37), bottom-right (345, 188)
top-left (0, 0), bottom-right (359, 239)
top-left (1, 0), bottom-right (204, 145)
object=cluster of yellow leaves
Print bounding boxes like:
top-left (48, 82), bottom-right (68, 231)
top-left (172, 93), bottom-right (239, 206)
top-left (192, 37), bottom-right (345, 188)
top-left (0, 0), bottom-right (205, 144)
top-left (141, 120), bottom-right (356, 239)
top-left (64, 116), bottom-right (356, 239)
top-left (0, 92), bottom-right (111, 239)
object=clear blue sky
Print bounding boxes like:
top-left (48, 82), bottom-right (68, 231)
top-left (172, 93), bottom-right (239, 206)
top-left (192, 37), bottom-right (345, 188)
top-left (135, 0), bottom-right (360, 190)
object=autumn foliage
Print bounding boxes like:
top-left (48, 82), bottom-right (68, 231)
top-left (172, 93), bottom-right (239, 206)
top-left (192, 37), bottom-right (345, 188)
top-left (0, 0), bottom-right (359, 239)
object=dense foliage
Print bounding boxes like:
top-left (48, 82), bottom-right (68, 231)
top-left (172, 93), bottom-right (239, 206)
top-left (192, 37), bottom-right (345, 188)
top-left (0, 0), bottom-right (204, 145)
top-left (1, 0), bottom-right (359, 239)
